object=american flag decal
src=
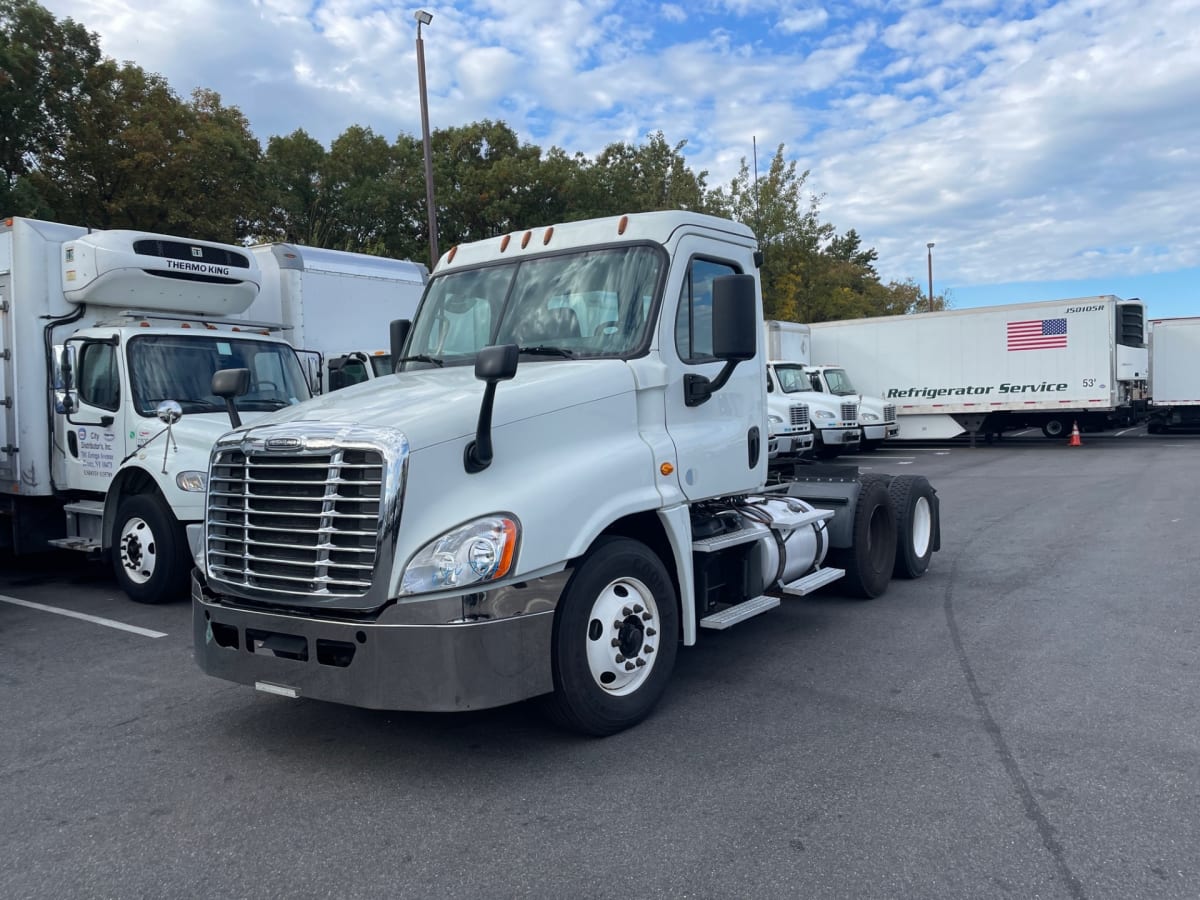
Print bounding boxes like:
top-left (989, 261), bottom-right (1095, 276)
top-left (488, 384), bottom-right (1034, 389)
top-left (1007, 317), bottom-right (1068, 351)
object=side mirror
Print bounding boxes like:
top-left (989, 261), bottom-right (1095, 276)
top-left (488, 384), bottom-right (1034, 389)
top-left (389, 318), bottom-right (412, 373)
top-left (464, 344), bottom-right (519, 474)
top-left (684, 274), bottom-right (758, 406)
top-left (52, 343), bottom-right (79, 415)
top-left (156, 400), bottom-right (183, 425)
top-left (711, 274), bottom-right (757, 361)
top-left (211, 367), bottom-right (250, 429)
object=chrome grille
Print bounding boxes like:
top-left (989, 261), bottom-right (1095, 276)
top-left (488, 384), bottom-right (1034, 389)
top-left (789, 404), bottom-right (810, 427)
top-left (883, 404), bottom-right (896, 423)
top-left (841, 402), bottom-right (858, 422)
top-left (207, 447), bottom-right (384, 596)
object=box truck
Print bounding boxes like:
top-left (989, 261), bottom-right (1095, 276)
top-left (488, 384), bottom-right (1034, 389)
top-left (249, 243), bottom-right (427, 392)
top-left (808, 296), bottom-right (1147, 439)
top-left (192, 211), bottom-right (942, 735)
top-left (1146, 317), bottom-right (1200, 433)
top-left (765, 320), bottom-right (897, 450)
top-left (0, 217), bottom-right (313, 603)
top-left (763, 320), bottom-right (861, 455)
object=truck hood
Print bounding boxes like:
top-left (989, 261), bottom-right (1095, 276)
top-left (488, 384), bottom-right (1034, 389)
top-left (129, 409), bottom-right (280, 471)
top-left (231, 361), bottom-right (636, 450)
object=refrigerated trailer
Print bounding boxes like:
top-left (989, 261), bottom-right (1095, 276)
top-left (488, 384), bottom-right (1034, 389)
top-left (1147, 317), bottom-right (1200, 433)
top-left (808, 296), bottom-right (1147, 439)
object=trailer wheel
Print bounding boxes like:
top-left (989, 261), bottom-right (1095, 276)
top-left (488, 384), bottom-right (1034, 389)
top-left (828, 480), bottom-right (896, 600)
top-left (112, 495), bottom-right (190, 604)
top-left (541, 537), bottom-right (679, 736)
top-left (1042, 418), bottom-right (1069, 439)
top-left (888, 475), bottom-right (938, 579)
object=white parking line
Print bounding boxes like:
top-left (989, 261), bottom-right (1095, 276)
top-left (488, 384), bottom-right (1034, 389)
top-left (0, 594), bottom-right (167, 638)
top-left (840, 455), bottom-right (917, 461)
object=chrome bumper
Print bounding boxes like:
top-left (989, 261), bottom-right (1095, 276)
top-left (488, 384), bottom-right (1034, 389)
top-left (817, 426), bottom-right (861, 446)
top-left (193, 571), bottom-right (559, 711)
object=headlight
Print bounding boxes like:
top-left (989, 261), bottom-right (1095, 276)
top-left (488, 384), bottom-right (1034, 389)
top-left (812, 409), bottom-right (835, 420)
top-left (768, 414), bottom-right (784, 425)
top-left (401, 514), bottom-right (519, 595)
top-left (176, 471), bottom-right (208, 492)
top-left (861, 412), bottom-right (880, 422)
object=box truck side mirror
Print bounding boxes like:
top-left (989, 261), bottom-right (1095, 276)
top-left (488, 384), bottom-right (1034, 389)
top-left (211, 367), bottom-right (250, 429)
top-left (389, 319), bottom-right (412, 374)
top-left (52, 343), bottom-right (79, 415)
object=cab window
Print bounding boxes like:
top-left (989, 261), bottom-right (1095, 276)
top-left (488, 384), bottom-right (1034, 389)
top-left (675, 258), bottom-right (738, 363)
top-left (78, 342), bottom-right (120, 411)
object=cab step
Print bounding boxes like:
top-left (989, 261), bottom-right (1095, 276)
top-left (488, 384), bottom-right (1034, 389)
top-left (699, 594), bottom-right (780, 630)
top-left (779, 566), bottom-right (845, 596)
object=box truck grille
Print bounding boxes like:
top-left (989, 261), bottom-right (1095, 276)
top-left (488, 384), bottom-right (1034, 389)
top-left (789, 404), bottom-right (810, 427)
top-left (206, 448), bottom-right (383, 596)
top-left (841, 402), bottom-right (858, 422)
top-left (883, 404), bottom-right (896, 423)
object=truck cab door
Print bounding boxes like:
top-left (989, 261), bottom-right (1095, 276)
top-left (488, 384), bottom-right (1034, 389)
top-left (663, 250), bottom-right (765, 500)
top-left (58, 338), bottom-right (127, 492)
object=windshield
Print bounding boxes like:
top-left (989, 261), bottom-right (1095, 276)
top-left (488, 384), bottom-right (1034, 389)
top-left (403, 245), bottom-right (664, 367)
top-left (128, 334), bottom-right (311, 416)
top-left (822, 367), bottom-right (857, 395)
top-left (773, 364), bottom-right (812, 394)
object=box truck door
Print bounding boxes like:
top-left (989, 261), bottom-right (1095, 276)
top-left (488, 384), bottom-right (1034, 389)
top-left (60, 338), bottom-right (127, 492)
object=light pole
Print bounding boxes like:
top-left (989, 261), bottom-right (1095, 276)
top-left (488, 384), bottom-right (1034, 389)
top-left (926, 242), bottom-right (935, 312)
top-left (415, 10), bottom-right (439, 269)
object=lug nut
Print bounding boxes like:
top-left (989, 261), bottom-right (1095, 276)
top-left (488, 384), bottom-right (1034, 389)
top-left (642, 612), bottom-right (653, 621)
top-left (636, 658), bottom-right (646, 668)
top-left (646, 627), bottom-right (657, 637)
top-left (625, 662), bottom-right (635, 671)
top-left (622, 606), bottom-right (632, 617)
top-left (633, 604), bottom-right (644, 614)
top-left (644, 645), bottom-right (654, 654)
top-left (615, 654), bottom-right (625, 663)
top-left (611, 638), bottom-right (620, 648)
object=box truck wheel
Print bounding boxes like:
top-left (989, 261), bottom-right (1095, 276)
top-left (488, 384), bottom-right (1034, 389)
top-left (541, 537), bottom-right (679, 736)
top-left (888, 475), bottom-right (937, 579)
top-left (828, 479), bottom-right (896, 599)
top-left (1041, 417), bottom-right (1069, 439)
top-left (112, 495), bottom-right (190, 604)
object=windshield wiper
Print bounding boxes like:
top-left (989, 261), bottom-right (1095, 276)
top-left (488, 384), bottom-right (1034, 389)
top-left (518, 345), bottom-right (575, 358)
top-left (395, 354), bottom-right (443, 367)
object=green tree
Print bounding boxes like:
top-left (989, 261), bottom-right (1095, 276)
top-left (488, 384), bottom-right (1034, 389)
top-left (0, 0), bottom-right (102, 213)
top-left (582, 132), bottom-right (711, 218)
top-left (259, 129), bottom-right (328, 244)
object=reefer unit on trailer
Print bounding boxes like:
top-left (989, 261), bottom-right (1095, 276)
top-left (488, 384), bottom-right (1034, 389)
top-left (808, 296), bottom-right (1147, 439)
top-left (1147, 317), bottom-right (1200, 433)
top-left (0, 217), bottom-right (312, 603)
top-left (250, 243), bottom-right (427, 392)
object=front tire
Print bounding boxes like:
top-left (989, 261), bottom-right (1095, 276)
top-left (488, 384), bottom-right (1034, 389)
top-left (112, 494), bottom-right (191, 604)
top-left (1042, 418), bottom-right (1069, 439)
top-left (541, 537), bottom-right (679, 736)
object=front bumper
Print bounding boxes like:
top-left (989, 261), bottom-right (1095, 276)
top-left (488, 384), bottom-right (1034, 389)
top-left (816, 426), bottom-right (861, 447)
top-left (862, 423), bottom-right (900, 441)
top-left (193, 571), bottom-right (560, 711)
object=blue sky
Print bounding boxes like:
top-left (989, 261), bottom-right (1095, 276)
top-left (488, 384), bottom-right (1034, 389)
top-left (42, 0), bottom-right (1200, 318)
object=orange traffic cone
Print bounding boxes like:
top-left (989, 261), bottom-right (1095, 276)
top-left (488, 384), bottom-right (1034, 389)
top-left (1068, 421), bottom-right (1082, 447)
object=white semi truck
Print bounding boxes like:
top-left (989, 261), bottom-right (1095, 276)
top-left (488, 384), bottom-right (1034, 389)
top-left (808, 296), bottom-right (1147, 439)
top-left (765, 320), bottom-right (897, 451)
top-left (192, 211), bottom-right (941, 735)
top-left (1146, 317), bottom-right (1200, 434)
top-left (0, 217), bottom-right (313, 602)
top-left (249, 243), bottom-right (427, 392)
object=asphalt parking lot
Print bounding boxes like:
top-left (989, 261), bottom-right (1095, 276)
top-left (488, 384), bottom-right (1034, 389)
top-left (2, 432), bottom-right (1198, 899)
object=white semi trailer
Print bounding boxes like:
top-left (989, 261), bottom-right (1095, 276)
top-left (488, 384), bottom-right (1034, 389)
top-left (250, 243), bottom-right (427, 392)
top-left (0, 217), bottom-right (312, 602)
top-left (192, 211), bottom-right (941, 735)
top-left (1146, 317), bottom-right (1200, 434)
top-left (808, 296), bottom-right (1147, 439)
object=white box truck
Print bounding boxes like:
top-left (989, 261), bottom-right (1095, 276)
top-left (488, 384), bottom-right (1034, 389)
top-left (192, 211), bottom-right (942, 735)
top-left (765, 320), bottom-right (898, 450)
top-left (250, 243), bottom-right (427, 392)
top-left (1146, 317), bottom-right (1200, 433)
top-left (0, 217), bottom-right (313, 603)
top-left (763, 320), bottom-right (861, 455)
top-left (808, 296), bottom-right (1147, 439)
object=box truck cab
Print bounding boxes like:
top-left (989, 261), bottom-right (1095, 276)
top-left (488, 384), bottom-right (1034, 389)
top-left (0, 217), bottom-right (312, 603)
top-left (764, 321), bottom-right (860, 455)
top-left (803, 364), bottom-right (898, 450)
top-left (193, 211), bottom-right (941, 735)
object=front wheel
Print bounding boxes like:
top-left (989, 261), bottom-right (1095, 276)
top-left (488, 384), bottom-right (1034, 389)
top-left (112, 494), bottom-right (191, 604)
top-left (541, 537), bottom-right (679, 736)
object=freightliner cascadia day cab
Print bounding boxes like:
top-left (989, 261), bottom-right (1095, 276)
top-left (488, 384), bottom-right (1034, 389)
top-left (808, 296), bottom-right (1147, 440)
top-left (249, 243), bottom-right (428, 392)
top-left (1146, 317), bottom-right (1200, 434)
top-left (765, 320), bottom-right (897, 451)
top-left (192, 211), bottom-right (942, 735)
top-left (0, 217), bottom-right (312, 603)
